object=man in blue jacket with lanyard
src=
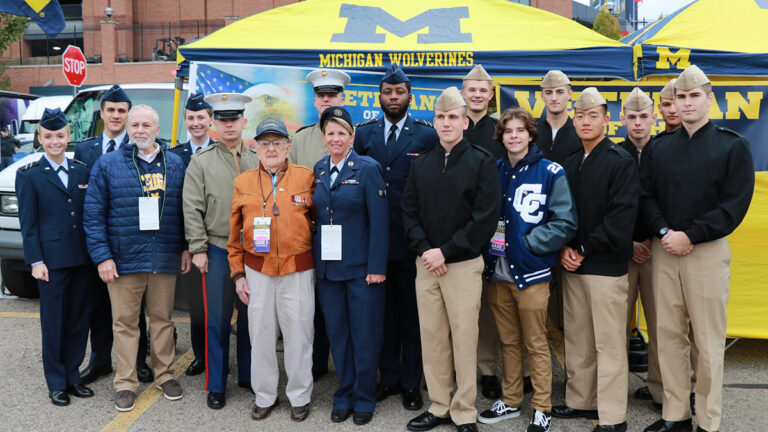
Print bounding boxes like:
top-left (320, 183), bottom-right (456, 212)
top-left (354, 65), bottom-right (438, 411)
top-left (16, 108), bottom-right (97, 406)
top-left (74, 85), bottom-right (153, 385)
top-left (170, 92), bottom-right (216, 376)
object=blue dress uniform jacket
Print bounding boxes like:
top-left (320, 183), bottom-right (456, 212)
top-left (74, 134), bottom-right (130, 168)
top-left (16, 156), bottom-right (95, 391)
top-left (353, 115), bottom-right (437, 260)
top-left (312, 150), bottom-right (389, 280)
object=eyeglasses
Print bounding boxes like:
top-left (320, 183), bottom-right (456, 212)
top-left (256, 140), bottom-right (289, 148)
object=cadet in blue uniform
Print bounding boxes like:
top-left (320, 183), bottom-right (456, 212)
top-left (16, 108), bottom-right (97, 406)
top-left (170, 92), bottom-right (216, 376)
top-left (313, 107), bottom-right (389, 425)
top-left (353, 65), bottom-right (437, 411)
top-left (73, 85), bottom-right (153, 385)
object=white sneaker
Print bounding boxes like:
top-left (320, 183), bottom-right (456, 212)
top-left (477, 399), bottom-right (521, 424)
top-left (527, 410), bottom-right (552, 432)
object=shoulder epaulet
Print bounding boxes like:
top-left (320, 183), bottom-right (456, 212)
top-left (607, 142), bottom-right (633, 159)
top-left (195, 144), bottom-right (218, 156)
top-left (471, 143), bottom-right (494, 158)
top-left (76, 136), bottom-right (97, 144)
top-left (715, 126), bottom-right (744, 139)
top-left (19, 160), bottom-right (39, 171)
top-left (244, 145), bottom-right (258, 154)
top-left (355, 118), bottom-right (376, 128)
top-left (73, 159), bottom-right (87, 166)
top-left (414, 118), bottom-right (433, 128)
top-left (295, 123), bottom-right (316, 134)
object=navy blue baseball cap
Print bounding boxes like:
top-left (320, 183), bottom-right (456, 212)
top-left (320, 106), bottom-right (353, 134)
top-left (101, 84), bottom-right (131, 104)
top-left (381, 65), bottom-right (410, 84)
top-left (255, 117), bottom-right (289, 139)
top-left (186, 92), bottom-right (212, 112)
top-left (39, 108), bottom-right (68, 131)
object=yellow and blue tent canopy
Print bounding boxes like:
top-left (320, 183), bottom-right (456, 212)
top-left (0, 0), bottom-right (65, 38)
top-left (178, 0), bottom-right (633, 80)
top-left (622, 0), bottom-right (768, 78)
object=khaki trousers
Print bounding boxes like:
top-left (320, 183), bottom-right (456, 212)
top-left (477, 281), bottom-right (500, 376)
top-left (563, 272), bottom-right (629, 425)
top-left (415, 256), bottom-right (483, 425)
top-left (652, 238), bottom-right (730, 432)
top-left (245, 266), bottom-right (315, 407)
top-left (627, 258), bottom-right (663, 403)
top-left (108, 273), bottom-right (176, 393)
top-left (488, 281), bottom-right (551, 411)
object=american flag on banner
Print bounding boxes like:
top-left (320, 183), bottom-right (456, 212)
top-left (196, 64), bottom-right (251, 95)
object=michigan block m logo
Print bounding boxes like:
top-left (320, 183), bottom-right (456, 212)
top-left (656, 47), bottom-right (691, 70)
top-left (331, 4), bottom-right (472, 43)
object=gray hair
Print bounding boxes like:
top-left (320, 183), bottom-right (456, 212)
top-left (128, 104), bottom-right (159, 126)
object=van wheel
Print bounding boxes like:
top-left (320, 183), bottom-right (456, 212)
top-left (1, 259), bottom-right (39, 298)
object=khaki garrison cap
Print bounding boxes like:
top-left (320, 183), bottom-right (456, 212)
top-left (574, 87), bottom-right (606, 110)
top-left (540, 70), bottom-right (571, 88)
top-left (435, 86), bottom-right (466, 111)
top-left (675, 65), bottom-right (710, 91)
top-left (463, 64), bottom-right (493, 81)
top-left (623, 87), bottom-right (653, 111)
top-left (659, 78), bottom-right (678, 99)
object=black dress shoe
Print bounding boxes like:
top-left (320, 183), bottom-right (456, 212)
top-left (66, 384), bottom-right (94, 398)
top-left (635, 385), bottom-right (654, 400)
top-left (551, 405), bottom-right (599, 420)
top-left (136, 361), bottom-right (154, 383)
top-left (185, 358), bottom-right (205, 376)
top-left (331, 408), bottom-right (352, 423)
top-left (207, 392), bottom-right (226, 409)
top-left (312, 369), bottom-right (328, 382)
top-left (523, 376), bottom-right (534, 394)
top-left (593, 422), bottom-right (627, 432)
top-left (79, 365), bottom-right (113, 385)
top-left (407, 411), bottom-right (453, 431)
top-left (696, 427), bottom-right (716, 432)
top-left (377, 385), bottom-right (403, 402)
top-left (353, 411), bottom-right (373, 425)
top-left (49, 390), bottom-right (70, 406)
top-left (456, 423), bottom-right (478, 432)
top-left (643, 418), bottom-right (693, 432)
top-left (402, 388), bottom-right (423, 411)
top-left (690, 393), bottom-right (696, 416)
top-left (653, 401), bottom-right (663, 410)
top-left (480, 375), bottom-right (501, 399)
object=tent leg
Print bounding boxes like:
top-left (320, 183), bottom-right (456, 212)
top-left (724, 337), bottom-right (741, 352)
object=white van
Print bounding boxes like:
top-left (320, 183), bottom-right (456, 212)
top-left (15, 96), bottom-right (74, 146)
top-left (0, 83), bottom-right (187, 298)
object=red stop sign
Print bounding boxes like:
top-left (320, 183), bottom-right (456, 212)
top-left (62, 45), bottom-right (87, 87)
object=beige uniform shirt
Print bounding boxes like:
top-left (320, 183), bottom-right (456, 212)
top-left (289, 123), bottom-right (329, 169)
top-left (183, 142), bottom-right (260, 254)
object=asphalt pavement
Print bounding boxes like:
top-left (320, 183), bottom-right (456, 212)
top-left (1, 294), bottom-right (766, 432)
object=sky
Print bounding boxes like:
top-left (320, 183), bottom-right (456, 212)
top-left (573, 0), bottom-right (695, 21)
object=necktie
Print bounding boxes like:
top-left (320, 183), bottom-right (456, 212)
top-left (386, 124), bottom-right (398, 147)
top-left (56, 166), bottom-right (68, 188)
top-left (330, 166), bottom-right (339, 186)
top-left (106, 139), bottom-right (116, 153)
top-left (56, 166), bottom-right (68, 174)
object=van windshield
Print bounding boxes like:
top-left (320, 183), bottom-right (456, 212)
top-left (65, 88), bottom-right (186, 143)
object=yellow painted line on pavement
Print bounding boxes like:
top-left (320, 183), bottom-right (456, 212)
top-left (100, 347), bottom-right (195, 432)
top-left (0, 311), bottom-right (191, 323)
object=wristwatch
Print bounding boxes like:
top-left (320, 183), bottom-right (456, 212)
top-left (658, 227), bottom-right (670, 237)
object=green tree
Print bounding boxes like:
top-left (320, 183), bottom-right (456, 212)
top-left (0, 13), bottom-right (29, 90)
top-left (593, 7), bottom-right (620, 40)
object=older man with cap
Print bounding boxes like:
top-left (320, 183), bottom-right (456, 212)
top-left (658, 79), bottom-right (681, 133)
top-left (402, 87), bottom-right (500, 432)
top-left (228, 117), bottom-right (316, 422)
top-left (553, 87), bottom-right (639, 432)
top-left (183, 92), bottom-right (259, 409)
top-left (536, 71), bottom-right (581, 166)
top-left (16, 108), bottom-right (96, 406)
top-left (289, 68), bottom-right (351, 381)
top-left (84, 104), bottom-right (189, 412)
top-left (74, 84), bottom-right (153, 386)
top-left (640, 65), bottom-right (754, 432)
top-left (354, 65), bottom-right (438, 411)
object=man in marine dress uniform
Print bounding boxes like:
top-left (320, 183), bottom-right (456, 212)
top-left (353, 65), bottom-right (438, 411)
top-left (183, 92), bottom-right (259, 409)
top-left (289, 68), bottom-right (351, 380)
top-left (74, 85), bottom-right (153, 385)
top-left (170, 92), bottom-right (217, 376)
top-left (641, 65), bottom-right (754, 432)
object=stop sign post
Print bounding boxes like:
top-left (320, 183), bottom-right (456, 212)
top-left (62, 45), bottom-right (87, 92)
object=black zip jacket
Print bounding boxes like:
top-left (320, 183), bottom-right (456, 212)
top-left (563, 137), bottom-right (639, 276)
top-left (619, 137), bottom-right (651, 242)
top-left (464, 114), bottom-right (504, 161)
top-left (639, 121), bottom-right (754, 244)
top-left (401, 138), bottom-right (500, 263)
top-left (536, 116), bottom-right (582, 166)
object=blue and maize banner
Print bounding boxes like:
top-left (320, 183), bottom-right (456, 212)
top-left (0, 0), bottom-right (65, 38)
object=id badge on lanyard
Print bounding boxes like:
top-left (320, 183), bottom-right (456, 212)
top-left (138, 197), bottom-right (160, 231)
top-left (321, 225), bottom-right (342, 261)
top-left (253, 217), bottom-right (271, 252)
top-left (489, 220), bottom-right (506, 257)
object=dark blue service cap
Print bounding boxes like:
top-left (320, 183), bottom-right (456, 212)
top-left (381, 65), bottom-right (410, 84)
top-left (101, 84), bottom-right (131, 104)
top-left (255, 117), bottom-right (289, 139)
top-left (319, 106), bottom-right (353, 134)
top-left (39, 108), bottom-right (68, 131)
top-left (186, 92), bottom-right (212, 112)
